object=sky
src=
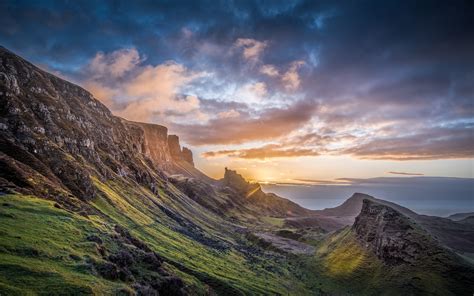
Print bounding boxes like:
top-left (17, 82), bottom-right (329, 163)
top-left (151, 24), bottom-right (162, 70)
top-left (1, 0), bottom-right (473, 182)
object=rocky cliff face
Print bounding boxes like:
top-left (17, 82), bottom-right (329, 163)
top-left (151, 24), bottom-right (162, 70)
top-left (128, 122), bottom-right (194, 168)
top-left (221, 168), bottom-right (313, 217)
top-left (353, 199), bottom-right (447, 265)
top-left (129, 121), bottom-right (172, 167)
top-left (222, 167), bottom-right (253, 193)
top-left (167, 135), bottom-right (194, 166)
top-left (0, 46), bottom-right (191, 205)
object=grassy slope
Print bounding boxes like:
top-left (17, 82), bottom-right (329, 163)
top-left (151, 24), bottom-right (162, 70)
top-left (0, 173), bottom-right (312, 295)
top-left (302, 227), bottom-right (472, 296)
top-left (3, 186), bottom-right (471, 295)
top-left (90, 178), bottom-right (308, 295)
top-left (0, 194), bottom-right (126, 295)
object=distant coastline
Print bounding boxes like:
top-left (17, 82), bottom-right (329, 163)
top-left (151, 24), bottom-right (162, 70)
top-left (262, 176), bottom-right (474, 217)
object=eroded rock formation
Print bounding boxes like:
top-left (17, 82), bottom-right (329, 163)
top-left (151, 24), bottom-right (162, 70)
top-left (353, 199), bottom-right (444, 265)
top-left (167, 134), bottom-right (194, 166)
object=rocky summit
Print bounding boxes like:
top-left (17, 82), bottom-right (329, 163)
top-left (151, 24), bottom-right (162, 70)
top-left (0, 46), bottom-right (473, 295)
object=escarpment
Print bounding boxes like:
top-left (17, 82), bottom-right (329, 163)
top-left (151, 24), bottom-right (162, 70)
top-left (0, 46), bottom-right (193, 202)
top-left (127, 122), bottom-right (195, 169)
top-left (167, 134), bottom-right (194, 166)
top-left (353, 199), bottom-right (451, 265)
top-left (221, 168), bottom-right (313, 217)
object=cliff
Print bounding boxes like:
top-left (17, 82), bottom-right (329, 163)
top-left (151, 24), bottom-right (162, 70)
top-left (221, 168), bottom-right (313, 217)
top-left (0, 45), bottom-right (306, 294)
top-left (353, 199), bottom-right (442, 265)
top-left (317, 193), bottom-right (474, 253)
top-left (0, 46), bottom-right (198, 205)
top-left (128, 122), bottom-right (194, 169)
top-left (316, 199), bottom-right (474, 295)
top-left (167, 134), bottom-right (194, 166)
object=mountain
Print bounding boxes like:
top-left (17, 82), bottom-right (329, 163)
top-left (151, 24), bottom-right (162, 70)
top-left (220, 168), bottom-right (313, 217)
top-left (315, 193), bottom-right (474, 253)
top-left (448, 212), bottom-right (474, 221)
top-left (1, 46), bottom-right (472, 295)
top-left (0, 46), bottom-right (316, 295)
top-left (315, 199), bottom-right (474, 295)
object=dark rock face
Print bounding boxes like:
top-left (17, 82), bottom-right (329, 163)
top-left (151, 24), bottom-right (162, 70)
top-left (0, 46), bottom-right (189, 203)
top-left (181, 147), bottom-right (193, 165)
top-left (167, 134), bottom-right (194, 166)
top-left (222, 167), bottom-right (251, 193)
top-left (353, 199), bottom-right (445, 265)
top-left (129, 121), bottom-right (173, 169)
top-left (221, 168), bottom-right (312, 217)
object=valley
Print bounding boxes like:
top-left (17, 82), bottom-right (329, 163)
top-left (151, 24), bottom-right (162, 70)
top-left (1, 46), bottom-right (473, 295)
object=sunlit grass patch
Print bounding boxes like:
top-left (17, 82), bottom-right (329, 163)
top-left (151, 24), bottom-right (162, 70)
top-left (261, 216), bottom-right (285, 227)
top-left (0, 194), bottom-right (124, 295)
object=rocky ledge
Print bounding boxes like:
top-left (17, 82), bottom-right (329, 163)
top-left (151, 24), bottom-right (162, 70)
top-left (353, 199), bottom-right (445, 265)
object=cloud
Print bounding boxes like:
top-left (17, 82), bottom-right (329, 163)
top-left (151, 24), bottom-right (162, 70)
top-left (202, 144), bottom-right (319, 159)
top-left (234, 38), bottom-right (268, 62)
top-left (388, 171), bottom-right (424, 176)
top-left (82, 48), bottom-right (203, 122)
top-left (88, 48), bottom-right (140, 78)
top-left (172, 100), bottom-right (318, 145)
top-left (218, 109), bottom-right (240, 118)
top-left (87, 48), bottom-right (141, 78)
top-left (281, 60), bottom-right (305, 91)
top-left (342, 126), bottom-right (474, 160)
top-left (249, 82), bottom-right (267, 97)
top-left (260, 64), bottom-right (279, 77)
top-left (3, 0), bottom-right (472, 164)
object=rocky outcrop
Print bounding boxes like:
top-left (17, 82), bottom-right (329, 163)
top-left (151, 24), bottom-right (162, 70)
top-left (129, 121), bottom-right (172, 168)
top-left (353, 199), bottom-right (446, 265)
top-left (318, 193), bottom-right (474, 253)
top-left (222, 167), bottom-right (252, 193)
top-left (167, 135), bottom-right (194, 166)
top-left (221, 168), bottom-right (313, 217)
top-left (0, 46), bottom-right (183, 203)
top-left (181, 147), bottom-right (193, 165)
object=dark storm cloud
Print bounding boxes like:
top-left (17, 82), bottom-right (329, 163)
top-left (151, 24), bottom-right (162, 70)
top-left (1, 0), bottom-right (472, 160)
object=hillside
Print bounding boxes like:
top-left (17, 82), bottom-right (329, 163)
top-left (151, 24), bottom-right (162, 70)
top-left (0, 45), bottom-right (314, 295)
top-left (313, 199), bottom-right (474, 295)
top-left (1, 46), bottom-right (472, 295)
top-left (448, 212), bottom-right (474, 221)
top-left (315, 193), bottom-right (474, 253)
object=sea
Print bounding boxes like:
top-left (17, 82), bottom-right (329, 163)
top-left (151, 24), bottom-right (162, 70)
top-left (261, 177), bottom-right (474, 217)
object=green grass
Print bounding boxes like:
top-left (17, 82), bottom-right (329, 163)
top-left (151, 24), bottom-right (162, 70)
top-left (296, 227), bottom-right (472, 296)
top-left (0, 194), bottom-right (125, 295)
top-left (261, 216), bottom-right (285, 227)
top-left (0, 175), bottom-right (314, 295)
top-left (90, 178), bottom-right (305, 295)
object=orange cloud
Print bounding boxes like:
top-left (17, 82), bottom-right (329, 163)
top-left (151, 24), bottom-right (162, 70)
top-left (281, 60), bottom-right (305, 91)
top-left (234, 38), bottom-right (268, 62)
top-left (82, 48), bottom-right (204, 122)
top-left (260, 64), bottom-right (279, 77)
top-left (202, 144), bottom-right (319, 159)
top-left (172, 100), bottom-right (318, 145)
top-left (87, 48), bottom-right (140, 78)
